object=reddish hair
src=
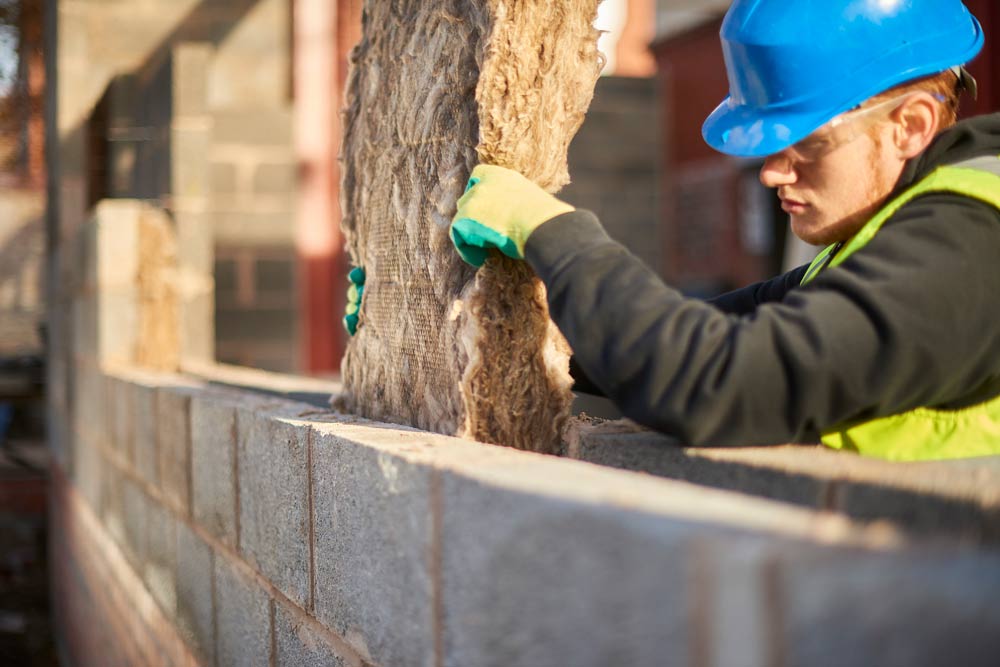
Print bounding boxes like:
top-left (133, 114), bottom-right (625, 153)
top-left (867, 70), bottom-right (963, 131)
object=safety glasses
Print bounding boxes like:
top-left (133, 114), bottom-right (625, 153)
top-left (782, 94), bottom-right (914, 164)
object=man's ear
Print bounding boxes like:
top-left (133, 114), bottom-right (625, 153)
top-left (892, 93), bottom-right (941, 160)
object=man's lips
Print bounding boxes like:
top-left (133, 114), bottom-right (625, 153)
top-left (780, 197), bottom-right (809, 214)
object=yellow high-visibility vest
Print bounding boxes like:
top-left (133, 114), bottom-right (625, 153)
top-left (801, 155), bottom-right (1000, 461)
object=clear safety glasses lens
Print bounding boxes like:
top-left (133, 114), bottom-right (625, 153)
top-left (784, 94), bottom-right (912, 164)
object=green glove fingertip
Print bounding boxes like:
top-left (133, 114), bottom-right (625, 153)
top-left (345, 265), bottom-right (365, 336)
top-left (343, 313), bottom-right (358, 336)
top-left (451, 217), bottom-right (523, 266)
top-left (450, 219), bottom-right (488, 267)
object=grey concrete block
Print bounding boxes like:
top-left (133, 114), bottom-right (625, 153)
top-left (209, 17), bottom-right (291, 108)
top-left (47, 403), bottom-right (71, 474)
top-left (122, 477), bottom-right (148, 569)
top-left (237, 410), bottom-right (311, 608)
top-left (567, 421), bottom-right (1000, 544)
top-left (441, 472), bottom-right (697, 667)
top-left (253, 161), bottom-right (297, 195)
top-left (214, 555), bottom-right (272, 667)
top-left (46, 350), bottom-right (72, 471)
top-left (176, 520), bottom-right (215, 666)
top-left (182, 290), bottom-right (216, 363)
top-left (73, 430), bottom-right (103, 513)
top-left (214, 255), bottom-right (237, 295)
top-left (106, 375), bottom-right (134, 462)
top-left (157, 387), bottom-right (192, 515)
top-left (253, 256), bottom-right (295, 293)
top-left (102, 462), bottom-right (126, 549)
top-left (133, 382), bottom-right (159, 486)
top-left (838, 481), bottom-right (1000, 544)
top-left (93, 200), bottom-right (140, 288)
top-left (273, 601), bottom-right (347, 667)
top-left (173, 205), bottom-right (216, 365)
top-left (174, 209), bottom-right (214, 275)
top-left (211, 109), bottom-right (293, 146)
top-left (172, 43), bottom-right (212, 118)
top-left (212, 209), bottom-right (297, 246)
top-left (71, 295), bottom-right (98, 363)
top-left (97, 289), bottom-right (139, 364)
top-left (145, 499), bottom-right (178, 618)
top-left (312, 432), bottom-right (435, 667)
top-left (83, 365), bottom-right (110, 448)
top-left (695, 538), bottom-right (781, 667)
top-left (171, 125), bottom-right (211, 199)
top-left (211, 161), bottom-right (239, 195)
top-left (779, 549), bottom-right (1000, 667)
top-left (191, 396), bottom-right (238, 546)
top-left (216, 306), bottom-right (295, 343)
top-left (589, 76), bottom-right (660, 113)
top-left (571, 427), bottom-right (826, 508)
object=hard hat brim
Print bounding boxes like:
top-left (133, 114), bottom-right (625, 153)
top-left (702, 98), bottom-right (839, 159)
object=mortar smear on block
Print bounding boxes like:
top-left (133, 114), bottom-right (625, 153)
top-left (336, 0), bottom-right (603, 453)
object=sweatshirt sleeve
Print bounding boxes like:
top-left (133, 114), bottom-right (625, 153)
top-left (524, 198), bottom-right (1000, 446)
top-left (706, 264), bottom-right (810, 315)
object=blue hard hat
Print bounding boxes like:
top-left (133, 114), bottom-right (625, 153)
top-left (702, 0), bottom-right (985, 158)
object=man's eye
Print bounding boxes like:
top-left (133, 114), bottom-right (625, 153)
top-left (798, 137), bottom-right (830, 152)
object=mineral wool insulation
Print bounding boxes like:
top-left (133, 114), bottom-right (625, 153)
top-left (338, 0), bottom-right (603, 453)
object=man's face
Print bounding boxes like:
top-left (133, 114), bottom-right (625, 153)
top-left (759, 99), bottom-right (909, 246)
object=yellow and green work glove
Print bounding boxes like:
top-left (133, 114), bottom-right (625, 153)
top-left (343, 266), bottom-right (365, 336)
top-left (450, 165), bottom-right (575, 267)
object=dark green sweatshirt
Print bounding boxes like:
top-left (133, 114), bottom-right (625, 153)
top-left (526, 112), bottom-right (1000, 446)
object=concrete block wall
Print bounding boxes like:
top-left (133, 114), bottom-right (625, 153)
top-left (53, 0), bottom-right (294, 375)
top-left (561, 75), bottom-right (663, 275)
top-left (209, 105), bottom-right (300, 373)
top-left (51, 361), bottom-right (1000, 667)
top-left (566, 419), bottom-right (1000, 545)
top-left (204, 0), bottom-right (300, 373)
top-left (0, 188), bottom-right (45, 357)
top-left (214, 245), bottom-right (299, 373)
top-left (50, 199), bottom-right (1000, 667)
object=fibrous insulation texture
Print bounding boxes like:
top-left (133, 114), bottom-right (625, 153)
top-left (338, 0), bottom-right (602, 453)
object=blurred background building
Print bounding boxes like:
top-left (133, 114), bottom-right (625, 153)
top-left (11, 0), bottom-right (995, 379)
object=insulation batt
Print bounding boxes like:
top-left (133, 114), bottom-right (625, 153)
top-left (337, 0), bottom-right (603, 453)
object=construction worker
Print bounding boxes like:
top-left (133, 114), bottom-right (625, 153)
top-left (446, 0), bottom-right (1000, 460)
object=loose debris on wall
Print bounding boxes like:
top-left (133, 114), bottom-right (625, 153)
top-left (337, 0), bottom-right (603, 453)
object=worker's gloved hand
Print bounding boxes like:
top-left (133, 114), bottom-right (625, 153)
top-left (343, 266), bottom-right (365, 336)
top-left (450, 164), bottom-right (575, 267)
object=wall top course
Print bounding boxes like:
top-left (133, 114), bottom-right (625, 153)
top-left (70, 362), bottom-right (1000, 667)
top-left (567, 418), bottom-right (1000, 511)
top-left (101, 362), bottom-right (909, 553)
top-left (104, 361), bottom-right (996, 553)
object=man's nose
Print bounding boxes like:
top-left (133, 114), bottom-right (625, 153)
top-left (759, 152), bottom-right (797, 188)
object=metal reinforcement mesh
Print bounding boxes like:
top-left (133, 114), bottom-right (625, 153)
top-left (337, 0), bottom-right (602, 453)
